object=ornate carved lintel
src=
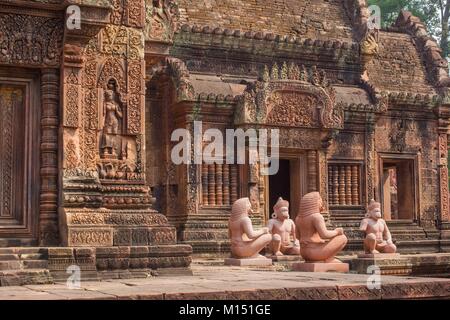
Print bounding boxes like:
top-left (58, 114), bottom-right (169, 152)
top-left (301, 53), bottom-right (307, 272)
top-left (235, 63), bottom-right (344, 130)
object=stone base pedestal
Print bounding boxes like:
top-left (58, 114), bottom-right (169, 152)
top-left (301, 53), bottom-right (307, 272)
top-left (351, 253), bottom-right (412, 276)
top-left (357, 253), bottom-right (400, 259)
top-left (224, 257), bottom-right (273, 266)
top-left (292, 262), bottom-right (349, 273)
top-left (267, 255), bottom-right (302, 262)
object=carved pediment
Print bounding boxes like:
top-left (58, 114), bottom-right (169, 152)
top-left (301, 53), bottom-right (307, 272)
top-left (235, 63), bottom-right (344, 130)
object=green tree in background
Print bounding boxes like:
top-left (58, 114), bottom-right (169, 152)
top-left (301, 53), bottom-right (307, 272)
top-left (368, 0), bottom-right (450, 58)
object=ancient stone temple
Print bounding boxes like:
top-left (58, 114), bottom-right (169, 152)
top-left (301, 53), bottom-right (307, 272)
top-left (0, 0), bottom-right (450, 281)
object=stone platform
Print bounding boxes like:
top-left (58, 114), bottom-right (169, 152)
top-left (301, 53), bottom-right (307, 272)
top-left (0, 265), bottom-right (449, 300)
top-left (0, 246), bottom-right (192, 286)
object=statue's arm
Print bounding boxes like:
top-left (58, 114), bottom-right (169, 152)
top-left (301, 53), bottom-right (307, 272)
top-left (359, 218), bottom-right (369, 232)
top-left (313, 215), bottom-right (339, 239)
top-left (382, 220), bottom-right (393, 243)
top-left (242, 217), bottom-right (266, 239)
top-left (267, 219), bottom-right (274, 233)
top-left (290, 220), bottom-right (299, 245)
top-left (116, 105), bottom-right (123, 118)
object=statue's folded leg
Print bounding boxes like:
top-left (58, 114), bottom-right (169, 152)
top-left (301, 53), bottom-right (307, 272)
top-left (377, 242), bottom-right (397, 253)
top-left (364, 233), bottom-right (378, 254)
top-left (283, 245), bottom-right (300, 256)
top-left (271, 234), bottom-right (283, 256)
top-left (232, 234), bottom-right (272, 259)
top-left (301, 235), bottom-right (348, 262)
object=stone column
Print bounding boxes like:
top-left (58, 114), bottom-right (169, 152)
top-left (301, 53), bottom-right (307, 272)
top-left (40, 68), bottom-right (60, 246)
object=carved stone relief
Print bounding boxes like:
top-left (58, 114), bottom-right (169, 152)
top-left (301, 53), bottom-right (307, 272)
top-left (235, 63), bottom-right (343, 130)
top-left (145, 0), bottom-right (180, 43)
top-left (0, 13), bottom-right (63, 67)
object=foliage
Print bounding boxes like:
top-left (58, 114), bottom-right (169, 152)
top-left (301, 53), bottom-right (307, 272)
top-left (368, 0), bottom-right (449, 57)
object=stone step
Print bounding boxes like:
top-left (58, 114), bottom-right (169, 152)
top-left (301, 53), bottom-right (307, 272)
top-left (22, 260), bottom-right (48, 269)
top-left (0, 254), bottom-right (19, 261)
top-left (0, 269), bottom-right (53, 286)
top-left (15, 248), bottom-right (47, 255)
top-left (0, 249), bottom-right (15, 255)
top-left (0, 260), bottom-right (22, 271)
top-left (0, 248), bottom-right (47, 255)
top-left (19, 253), bottom-right (46, 260)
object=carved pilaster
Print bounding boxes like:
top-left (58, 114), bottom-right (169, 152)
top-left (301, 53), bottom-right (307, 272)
top-left (318, 150), bottom-right (329, 211)
top-left (365, 122), bottom-right (376, 203)
top-left (332, 164), bottom-right (339, 205)
top-left (40, 68), bottom-right (60, 246)
top-left (439, 133), bottom-right (449, 222)
top-left (307, 150), bottom-right (317, 192)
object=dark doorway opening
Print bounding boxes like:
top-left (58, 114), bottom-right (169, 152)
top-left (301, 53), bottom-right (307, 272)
top-left (381, 158), bottom-right (415, 221)
top-left (269, 159), bottom-right (291, 215)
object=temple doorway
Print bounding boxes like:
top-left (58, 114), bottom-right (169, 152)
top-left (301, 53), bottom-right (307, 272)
top-left (266, 155), bottom-right (306, 221)
top-left (381, 158), bottom-right (416, 221)
top-left (269, 159), bottom-right (291, 213)
top-left (0, 82), bottom-right (38, 245)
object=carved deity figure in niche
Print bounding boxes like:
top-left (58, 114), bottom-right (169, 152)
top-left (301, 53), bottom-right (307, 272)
top-left (101, 80), bottom-right (124, 159)
top-left (228, 198), bottom-right (272, 259)
top-left (360, 200), bottom-right (397, 254)
top-left (267, 197), bottom-right (300, 256)
top-left (295, 192), bottom-right (348, 263)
